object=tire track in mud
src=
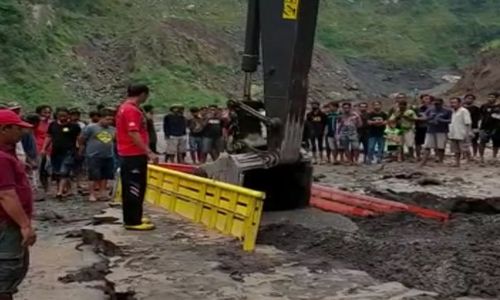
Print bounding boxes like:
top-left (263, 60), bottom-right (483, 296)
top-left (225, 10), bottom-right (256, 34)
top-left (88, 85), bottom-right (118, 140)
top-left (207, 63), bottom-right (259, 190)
top-left (257, 213), bottom-right (500, 299)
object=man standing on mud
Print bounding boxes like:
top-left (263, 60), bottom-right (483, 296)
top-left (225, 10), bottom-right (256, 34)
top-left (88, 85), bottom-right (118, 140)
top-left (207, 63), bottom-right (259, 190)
top-left (0, 110), bottom-right (37, 300)
top-left (415, 94), bottom-right (432, 161)
top-left (463, 94), bottom-right (481, 159)
top-left (163, 104), bottom-right (187, 163)
top-left (420, 98), bottom-right (452, 166)
top-left (357, 102), bottom-right (370, 163)
top-left (306, 101), bottom-right (327, 164)
top-left (448, 97), bottom-right (472, 167)
top-left (116, 84), bottom-right (156, 231)
top-left (478, 92), bottom-right (500, 163)
top-left (389, 99), bottom-right (417, 161)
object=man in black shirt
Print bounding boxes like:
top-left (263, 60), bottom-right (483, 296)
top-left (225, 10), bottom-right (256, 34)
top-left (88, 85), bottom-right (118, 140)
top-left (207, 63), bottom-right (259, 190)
top-left (367, 101), bottom-right (388, 164)
top-left (306, 101), bottom-right (327, 164)
top-left (463, 94), bottom-right (481, 158)
top-left (415, 94), bottom-right (433, 160)
top-left (201, 105), bottom-right (224, 163)
top-left (187, 107), bottom-right (205, 164)
top-left (479, 92), bottom-right (500, 163)
top-left (41, 107), bottom-right (81, 199)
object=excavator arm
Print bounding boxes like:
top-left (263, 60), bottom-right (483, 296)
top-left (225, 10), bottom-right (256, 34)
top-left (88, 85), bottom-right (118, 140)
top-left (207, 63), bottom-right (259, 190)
top-left (241, 0), bottom-right (320, 162)
top-left (202, 0), bottom-right (320, 210)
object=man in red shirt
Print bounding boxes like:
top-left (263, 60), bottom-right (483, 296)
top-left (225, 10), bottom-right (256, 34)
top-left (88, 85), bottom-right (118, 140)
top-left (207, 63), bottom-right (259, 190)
top-left (116, 84), bottom-right (157, 231)
top-left (0, 110), bottom-right (37, 300)
top-left (35, 105), bottom-right (52, 193)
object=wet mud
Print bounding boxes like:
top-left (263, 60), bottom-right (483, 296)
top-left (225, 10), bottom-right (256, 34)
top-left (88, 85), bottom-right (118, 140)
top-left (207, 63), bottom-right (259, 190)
top-left (258, 213), bottom-right (500, 299)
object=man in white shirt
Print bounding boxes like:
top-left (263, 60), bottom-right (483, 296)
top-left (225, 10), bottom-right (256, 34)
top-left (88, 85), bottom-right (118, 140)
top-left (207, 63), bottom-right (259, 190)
top-left (448, 97), bottom-right (472, 167)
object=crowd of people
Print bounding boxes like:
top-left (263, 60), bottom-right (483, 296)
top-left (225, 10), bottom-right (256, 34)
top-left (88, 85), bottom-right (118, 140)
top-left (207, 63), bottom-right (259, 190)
top-left (0, 90), bottom-right (497, 208)
top-left (303, 92), bottom-right (500, 167)
top-left (2, 90), bottom-right (498, 206)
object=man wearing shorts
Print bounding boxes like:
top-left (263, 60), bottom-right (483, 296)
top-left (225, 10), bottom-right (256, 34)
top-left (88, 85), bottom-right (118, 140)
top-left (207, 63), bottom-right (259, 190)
top-left (187, 107), bottom-right (205, 164)
top-left (337, 102), bottom-right (361, 164)
top-left (448, 97), bottom-right (471, 167)
top-left (163, 104), bottom-right (187, 163)
top-left (0, 109), bottom-right (37, 300)
top-left (41, 107), bottom-right (81, 199)
top-left (389, 99), bottom-right (417, 161)
top-left (367, 101), bottom-right (388, 164)
top-left (201, 105), bottom-right (224, 162)
top-left (79, 109), bottom-right (116, 202)
top-left (415, 94), bottom-right (433, 160)
top-left (479, 92), bottom-right (500, 163)
top-left (306, 101), bottom-right (327, 164)
top-left (325, 102), bottom-right (340, 164)
top-left (357, 102), bottom-right (370, 163)
top-left (463, 94), bottom-right (481, 158)
top-left (420, 98), bottom-right (452, 166)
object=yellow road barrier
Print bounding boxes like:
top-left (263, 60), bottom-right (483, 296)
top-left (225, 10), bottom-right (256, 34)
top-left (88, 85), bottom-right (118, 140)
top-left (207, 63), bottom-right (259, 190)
top-left (113, 165), bottom-right (266, 251)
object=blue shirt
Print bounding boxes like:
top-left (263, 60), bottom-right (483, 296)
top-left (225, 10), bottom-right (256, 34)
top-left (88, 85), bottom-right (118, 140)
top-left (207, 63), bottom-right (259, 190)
top-left (163, 114), bottom-right (187, 137)
top-left (326, 112), bottom-right (340, 137)
top-left (21, 133), bottom-right (37, 162)
top-left (425, 106), bottom-right (452, 133)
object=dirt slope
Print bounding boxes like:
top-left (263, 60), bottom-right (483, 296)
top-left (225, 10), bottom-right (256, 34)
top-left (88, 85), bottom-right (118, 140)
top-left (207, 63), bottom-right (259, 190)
top-left (449, 50), bottom-right (500, 98)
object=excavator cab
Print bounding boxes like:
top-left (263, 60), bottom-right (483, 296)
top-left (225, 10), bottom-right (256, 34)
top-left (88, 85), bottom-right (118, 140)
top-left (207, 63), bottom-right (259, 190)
top-left (201, 0), bottom-right (320, 210)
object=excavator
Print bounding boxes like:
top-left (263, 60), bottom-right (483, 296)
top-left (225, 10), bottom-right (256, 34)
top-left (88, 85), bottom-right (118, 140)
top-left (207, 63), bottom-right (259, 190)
top-left (201, 0), bottom-right (320, 210)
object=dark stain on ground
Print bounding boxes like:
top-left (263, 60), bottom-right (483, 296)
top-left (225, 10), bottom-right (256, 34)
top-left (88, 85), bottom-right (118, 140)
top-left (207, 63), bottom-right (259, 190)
top-left (369, 188), bottom-right (500, 214)
top-left (257, 213), bottom-right (500, 299)
top-left (58, 261), bottom-right (110, 283)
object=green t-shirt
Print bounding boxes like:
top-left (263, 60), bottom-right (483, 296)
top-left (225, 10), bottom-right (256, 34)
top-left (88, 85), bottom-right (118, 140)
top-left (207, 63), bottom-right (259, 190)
top-left (384, 127), bottom-right (402, 146)
top-left (389, 109), bottom-right (417, 131)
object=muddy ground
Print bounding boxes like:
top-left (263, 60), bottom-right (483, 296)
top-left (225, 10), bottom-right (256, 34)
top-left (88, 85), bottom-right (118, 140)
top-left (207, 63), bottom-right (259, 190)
top-left (17, 160), bottom-right (500, 300)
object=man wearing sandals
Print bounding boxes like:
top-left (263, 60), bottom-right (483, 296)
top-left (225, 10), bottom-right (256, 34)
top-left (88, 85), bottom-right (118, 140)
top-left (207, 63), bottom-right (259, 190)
top-left (41, 107), bottom-right (81, 199)
top-left (116, 84), bottom-right (157, 231)
top-left (79, 109), bottom-right (116, 202)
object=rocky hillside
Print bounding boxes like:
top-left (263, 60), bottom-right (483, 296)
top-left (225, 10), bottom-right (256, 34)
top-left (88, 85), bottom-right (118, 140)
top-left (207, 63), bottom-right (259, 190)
top-left (448, 48), bottom-right (500, 98)
top-left (1, 0), bottom-right (500, 109)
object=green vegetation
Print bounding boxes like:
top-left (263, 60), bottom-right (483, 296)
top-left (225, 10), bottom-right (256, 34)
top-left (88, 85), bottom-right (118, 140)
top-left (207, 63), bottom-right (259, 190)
top-left (0, 0), bottom-right (500, 108)
top-left (318, 0), bottom-right (500, 67)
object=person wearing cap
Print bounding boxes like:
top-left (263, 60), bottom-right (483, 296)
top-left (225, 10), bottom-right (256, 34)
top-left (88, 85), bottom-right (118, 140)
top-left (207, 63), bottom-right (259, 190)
top-left (0, 109), bottom-right (37, 299)
top-left (163, 104), bottom-right (188, 163)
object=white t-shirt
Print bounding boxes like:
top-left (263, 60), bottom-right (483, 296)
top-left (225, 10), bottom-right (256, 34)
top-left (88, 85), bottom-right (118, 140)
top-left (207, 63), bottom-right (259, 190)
top-left (448, 107), bottom-right (472, 140)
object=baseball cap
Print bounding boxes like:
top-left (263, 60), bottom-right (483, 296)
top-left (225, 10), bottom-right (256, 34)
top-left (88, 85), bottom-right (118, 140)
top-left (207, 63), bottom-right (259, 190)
top-left (0, 109), bottom-right (33, 128)
top-left (7, 101), bottom-right (21, 111)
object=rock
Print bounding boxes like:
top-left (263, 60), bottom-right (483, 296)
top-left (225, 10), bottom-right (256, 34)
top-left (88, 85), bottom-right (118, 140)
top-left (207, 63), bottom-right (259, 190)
top-left (229, 271), bottom-right (244, 282)
top-left (65, 230), bottom-right (82, 238)
top-left (92, 214), bottom-right (119, 225)
top-left (171, 232), bottom-right (190, 240)
top-left (36, 210), bottom-right (64, 222)
top-left (313, 174), bottom-right (326, 182)
top-left (449, 176), bottom-right (465, 183)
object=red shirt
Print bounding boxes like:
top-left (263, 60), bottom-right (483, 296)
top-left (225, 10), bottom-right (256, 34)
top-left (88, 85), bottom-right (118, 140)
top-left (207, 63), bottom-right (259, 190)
top-left (34, 119), bottom-right (50, 152)
top-left (116, 99), bottom-right (149, 156)
top-left (0, 145), bottom-right (33, 224)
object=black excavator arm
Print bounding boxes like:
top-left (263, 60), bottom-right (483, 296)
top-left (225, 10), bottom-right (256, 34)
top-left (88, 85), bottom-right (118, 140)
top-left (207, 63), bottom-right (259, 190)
top-left (202, 0), bottom-right (320, 210)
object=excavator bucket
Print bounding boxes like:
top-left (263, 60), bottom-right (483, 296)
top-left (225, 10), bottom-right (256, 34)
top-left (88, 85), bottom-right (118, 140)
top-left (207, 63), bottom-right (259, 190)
top-left (200, 153), bottom-right (312, 211)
